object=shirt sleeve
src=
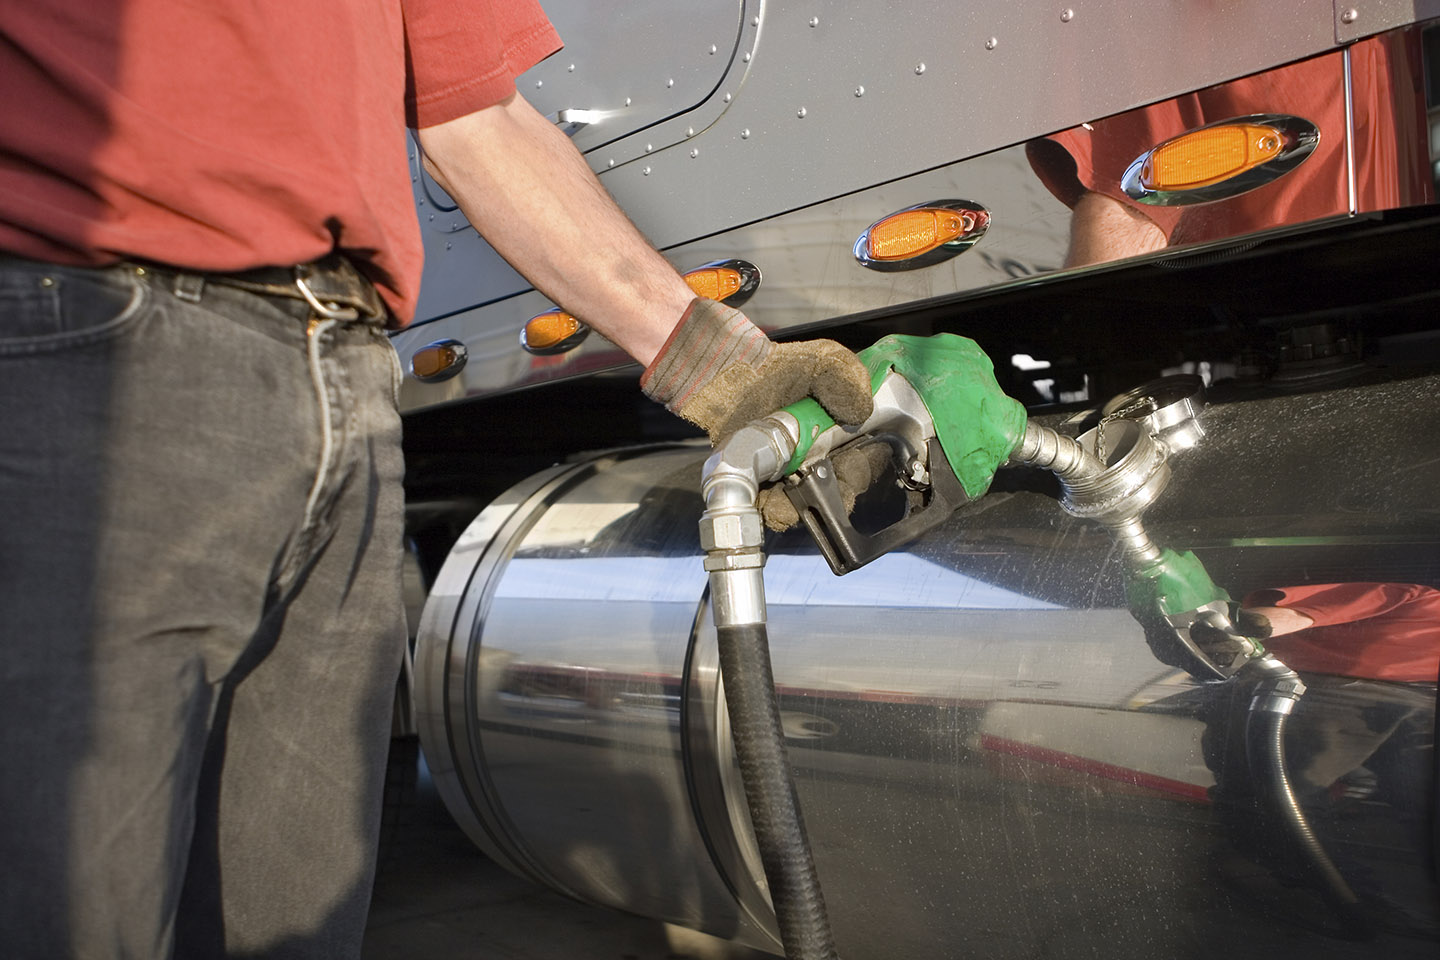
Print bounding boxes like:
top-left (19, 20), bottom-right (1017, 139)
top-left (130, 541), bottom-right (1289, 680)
top-left (402, 0), bottom-right (563, 128)
top-left (1245, 582), bottom-right (1432, 627)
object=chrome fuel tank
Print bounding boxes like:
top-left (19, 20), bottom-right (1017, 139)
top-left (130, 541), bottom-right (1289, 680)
top-left (416, 373), bottom-right (1440, 958)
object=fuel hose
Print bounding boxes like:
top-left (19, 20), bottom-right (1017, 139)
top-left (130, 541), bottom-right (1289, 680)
top-left (717, 622), bottom-right (840, 960)
top-left (1246, 665), bottom-right (1368, 937)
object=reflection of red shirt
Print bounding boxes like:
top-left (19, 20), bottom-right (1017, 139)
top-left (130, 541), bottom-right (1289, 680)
top-left (1027, 33), bottom-right (1431, 245)
top-left (1245, 583), bottom-right (1440, 683)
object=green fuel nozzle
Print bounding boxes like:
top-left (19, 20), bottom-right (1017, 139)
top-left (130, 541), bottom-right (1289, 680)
top-left (774, 334), bottom-right (1027, 574)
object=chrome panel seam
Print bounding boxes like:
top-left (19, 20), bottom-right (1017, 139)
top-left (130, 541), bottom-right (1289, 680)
top-left (1344, 46), bottom-right (1357, 214)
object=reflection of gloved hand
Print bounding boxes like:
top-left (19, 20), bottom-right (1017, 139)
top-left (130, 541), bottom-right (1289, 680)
top-left (1190, 604), bottom-right (1272, 671)
top-left (641, 297), bottom-right (874, 446)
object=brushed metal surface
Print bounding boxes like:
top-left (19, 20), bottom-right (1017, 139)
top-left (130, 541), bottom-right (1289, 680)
top-left (395, 23), bottom-right (1432, 412)
top-left (416, 373), bottom-right (1440, 957)
top-left (408, 0), bottom-right (1385, 325)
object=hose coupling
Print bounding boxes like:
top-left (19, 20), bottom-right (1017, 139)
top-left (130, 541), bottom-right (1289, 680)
top-left (1246, 656), bottom-right (1307, 715)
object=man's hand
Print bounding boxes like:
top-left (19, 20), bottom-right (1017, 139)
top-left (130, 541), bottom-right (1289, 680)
top-left (641, 298), bottom-right (873, 444)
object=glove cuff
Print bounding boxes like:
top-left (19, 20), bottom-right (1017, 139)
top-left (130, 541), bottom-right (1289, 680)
top-left (640, 297), bottom-right (771, 411)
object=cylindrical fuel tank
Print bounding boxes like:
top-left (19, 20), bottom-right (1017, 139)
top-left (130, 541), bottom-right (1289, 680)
top-left (416, 372), bottom-right (1440, 958)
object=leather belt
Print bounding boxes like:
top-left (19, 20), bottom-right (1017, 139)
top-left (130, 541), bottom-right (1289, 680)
top-left (137, 253), bottom-right (388, 323)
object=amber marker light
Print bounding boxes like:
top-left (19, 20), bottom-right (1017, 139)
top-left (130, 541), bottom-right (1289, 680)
top-left (1141, 123), bottom-right (1285, 191)
top-left (522, 310), bottom-right (584, 350)
top-left (868, 208), bottom-right (979, 261)
top-left (1121, 115), bottom-right (1318, 206)
top-left (410, 339), bottom-right (468, 383)
top-left (854, 200), bottom-right (990, 271)
top-left (683, 265), bottom-right (744, 302)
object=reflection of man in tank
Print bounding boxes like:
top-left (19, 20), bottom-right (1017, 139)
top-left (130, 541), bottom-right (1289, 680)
top-left (1025, 35), bottom-right (1430, 268)
top-left (1238, 582), bottom-right (1438, 801)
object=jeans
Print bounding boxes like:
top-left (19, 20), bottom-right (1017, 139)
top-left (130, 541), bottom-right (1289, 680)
top-left (0, 256), bottom-right (407, 958)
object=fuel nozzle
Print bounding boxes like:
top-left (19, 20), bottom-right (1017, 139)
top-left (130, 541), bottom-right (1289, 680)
top-left (776, 334), bottom-right (1027, 574)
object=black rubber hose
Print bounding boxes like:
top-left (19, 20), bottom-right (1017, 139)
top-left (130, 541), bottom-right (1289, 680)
top-left (1247, 702), bottom-right (1368, 933)
top-left (716, 622), bottom-right (840, 960)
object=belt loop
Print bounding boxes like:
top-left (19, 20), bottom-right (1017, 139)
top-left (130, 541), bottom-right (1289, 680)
top-left (173, 272), bottom-right (206, 303)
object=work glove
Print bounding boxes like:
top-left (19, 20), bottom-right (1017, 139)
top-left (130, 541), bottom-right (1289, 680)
top-left (642, 298), bottom-right (875, 529)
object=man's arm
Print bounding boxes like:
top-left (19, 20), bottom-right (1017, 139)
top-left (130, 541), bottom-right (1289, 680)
top-left (415, 90), bottom-right (694, 366)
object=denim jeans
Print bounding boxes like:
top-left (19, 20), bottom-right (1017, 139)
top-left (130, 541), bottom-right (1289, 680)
top-left (0, 256), bottom-right (407, 958)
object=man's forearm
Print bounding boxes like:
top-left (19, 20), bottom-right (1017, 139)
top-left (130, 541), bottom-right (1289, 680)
top-left (415, 91), bottom-right (695, 366)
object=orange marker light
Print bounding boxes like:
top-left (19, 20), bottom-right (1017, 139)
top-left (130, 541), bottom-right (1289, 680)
top-left (867, 208), bottom-right (977, 261)
top-left (1141, 123), bottom-right (1285, 191)
top-left (411, 342), bottom-right (464, 381)
top-left (683, 266), bottom-right (744, 302)
top-left (523, 310), bottom-right (583, 351)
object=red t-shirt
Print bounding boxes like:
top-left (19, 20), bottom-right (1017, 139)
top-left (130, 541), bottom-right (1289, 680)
top-left (0, 1), bottom-right (561, 323)
top-left (1246, 582), bottom-right (1440, 684)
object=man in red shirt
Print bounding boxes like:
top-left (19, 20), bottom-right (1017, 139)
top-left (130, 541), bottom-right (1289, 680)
top-left (0, 3), bottom-right (874, 956)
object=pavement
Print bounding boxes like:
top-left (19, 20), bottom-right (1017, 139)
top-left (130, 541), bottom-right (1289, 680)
top-left (362, 741), bottom-right (772, 960)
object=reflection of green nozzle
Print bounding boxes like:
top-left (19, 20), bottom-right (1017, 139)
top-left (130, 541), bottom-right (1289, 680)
top-left (1128, 547), bottom-right (1230, 617)
top-left (782, 334), bottom-right (1027, 497)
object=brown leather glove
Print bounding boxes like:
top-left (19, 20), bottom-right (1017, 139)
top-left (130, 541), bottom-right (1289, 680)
top-left (641, 298), bottom-right (876, 530)
top-left (641, 298), bottom-right (873, 443)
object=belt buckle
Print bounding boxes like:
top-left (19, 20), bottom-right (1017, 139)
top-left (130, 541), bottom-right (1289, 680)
top-left (294, 264), bottom-right (360, 321)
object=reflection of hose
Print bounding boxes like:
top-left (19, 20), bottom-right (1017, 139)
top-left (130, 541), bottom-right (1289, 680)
top-left (717, 622), bottom-right (839, 960)
top-left (1245, 661), bottom-right (1368, 935)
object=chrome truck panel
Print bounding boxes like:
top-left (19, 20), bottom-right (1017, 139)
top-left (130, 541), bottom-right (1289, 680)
top-left (395, 22), bottom-right (1436, 412)
top-left (416, 372), bottom-right (1440, 957)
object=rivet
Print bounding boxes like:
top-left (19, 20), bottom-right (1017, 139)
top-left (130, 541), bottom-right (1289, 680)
top-left (134, 267), bottom-right (147, 276)
top-left (625, 97), bottom-right (632, 106)
top-left (915, 62), bottom-right (926, 75)
top-left (809, 16), bottom-right (819, 27)
top-left (450, 222), bottom-right (459, 229)
top-left (690, 148), bottom-right (699, 158)
top-left (855, 85), bottom-right (865, 97)
top-left (743, 51), bottom-right (751, 62)
top-left (417, 197), bottom-right (425, 205)
top-left (686, 127), bottom-right (696, 137)
top-left (1340, 7), bottom-right (1358, 23)
top-left (723, 92), bottom-right (733, 102)
top-left (607, 158), bottom-right (615, 167)
top-left (741, 129), bottom-right (751, 139)
top-left (985, 37), bottom-right (998, 50)
top-left (645, 143), bottom-right (654, 153)
top-left (667, 78), bottom-right (675, 88)
top-left (709, 44), bottom-right (718, 55)
top-left (445, 242), bottom-right (452, 250)
top-left (797, 106), bottom-right (807, 118)
top-left (752, 15), bottom-right (760, 26)
top-left (428, 214), bottom-right (435, 221)
top-left (39, 276), bottom-right (55, 287)
top-left (568, 63), bottom-right (576, 72)
top-left (643, 166), bottom-right (652, 176)
top-left (411, 174), bottom-right (418, 182)
top-left (535, 80), bottom-right (543, 89)
top-left (1061, 8), bottom-right (1074, 22)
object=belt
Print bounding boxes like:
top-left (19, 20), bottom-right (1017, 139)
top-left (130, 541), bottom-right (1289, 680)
top-left (136, 253), bottom-right (388, 323)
